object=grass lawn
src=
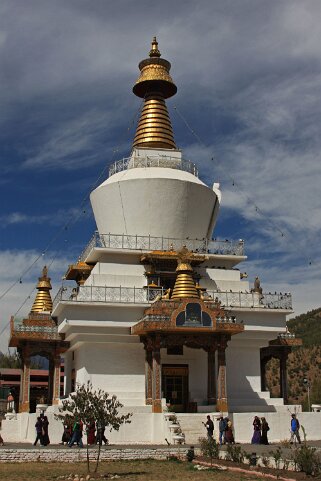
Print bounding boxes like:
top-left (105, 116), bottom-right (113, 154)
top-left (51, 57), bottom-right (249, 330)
top-left (1, 459), bottom-right (262, 481)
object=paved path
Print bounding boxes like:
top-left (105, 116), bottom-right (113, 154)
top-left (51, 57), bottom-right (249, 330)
top-left (1, 440), bottom-right (321, 452)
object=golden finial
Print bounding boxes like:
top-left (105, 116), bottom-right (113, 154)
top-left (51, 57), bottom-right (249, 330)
top-left (132, 38), bottom-right (177, 150)
top-left (171, 248), bottom-right (199, 299)
top-left (149, 37), bottom-right (161, 57)
top-left (30, 266), bottom-right (53, 314)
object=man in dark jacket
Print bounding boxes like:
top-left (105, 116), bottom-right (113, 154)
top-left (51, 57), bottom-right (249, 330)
top-left (204, 415), bottom-right (214, 438)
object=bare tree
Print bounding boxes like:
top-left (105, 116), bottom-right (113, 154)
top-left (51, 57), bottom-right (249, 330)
top-left (55, 382), bottom-right (132, 473)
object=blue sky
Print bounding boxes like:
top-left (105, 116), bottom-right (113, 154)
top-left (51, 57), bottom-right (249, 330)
top-left (1, 0), bottom-right (321, 350)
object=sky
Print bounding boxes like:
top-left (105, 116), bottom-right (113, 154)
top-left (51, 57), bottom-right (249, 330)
top-left (1, 0), bottom-right (321, 351)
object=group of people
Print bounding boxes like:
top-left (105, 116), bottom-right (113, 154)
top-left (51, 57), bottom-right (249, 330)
top-left (251, 416), bottom-right (270, 445)
top-left (204, 412), bottom-right (301, 446)
top-left (204, 415), bottom-right (235, 444)
top-left (59, 419), bottom-right (109, 448)
top-left (251, 413), bottom-right (301, 445)
top-left (33, 413), bottom-right (50, 446)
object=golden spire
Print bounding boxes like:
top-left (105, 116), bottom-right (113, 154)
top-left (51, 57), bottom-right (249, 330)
top-left (171, 248), bottom-right (199, 299)
top-left (132, 37), bottom-right (177, 150)
top-left (30, 266), bottom-right (53, 314)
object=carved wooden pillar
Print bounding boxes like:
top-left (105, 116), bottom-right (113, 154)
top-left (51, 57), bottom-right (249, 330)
top-left (216, 335), bottom-right (229, 413)
top-left (152, 336), bottom-right (162, 413)
top-left (144, 338), bottom-right (153, 405)
top-left (52, 354), bottom-right (61, 405)
top-left (48, 357), bottom-right (54, 404)
top-left (19, 349), bottom-right (31, 413)
top-left (207, 344), bottom-right (217, 405)
top-left (280, 353), bottom-right (289, 404)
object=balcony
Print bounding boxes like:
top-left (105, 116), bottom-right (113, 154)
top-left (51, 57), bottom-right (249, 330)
top-left (79, 232), bottom-right (245, 262)
top-left (109, 155), bottom-right (198, 178)
top-left (52, 285), bottom-right (292, 312)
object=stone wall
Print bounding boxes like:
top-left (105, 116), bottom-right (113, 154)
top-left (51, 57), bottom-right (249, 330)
top-left (0, 447), bottom-right (188, 463)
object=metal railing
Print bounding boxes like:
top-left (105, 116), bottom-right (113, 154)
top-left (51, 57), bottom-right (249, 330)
top-left (109, 155), bottom-right (198, 178)
top-left (12, 319), bottom-right (61, 339)
top-left (53, 285), bottom-right (292, 311)
top-left (79, 231), bottom-right (245, 261)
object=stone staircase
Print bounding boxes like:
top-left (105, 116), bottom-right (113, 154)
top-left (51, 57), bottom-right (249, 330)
top-left (175, 413), bottom-right (211, 444)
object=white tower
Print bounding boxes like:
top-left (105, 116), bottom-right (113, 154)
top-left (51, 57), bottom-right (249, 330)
top-left (90, 37), bottom-right (221, 241)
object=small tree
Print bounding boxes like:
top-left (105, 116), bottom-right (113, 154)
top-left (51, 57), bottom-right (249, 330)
top-left (55, 382), bottom-right (132, 473)
top-left (198, 437), bottom-right (219, 466)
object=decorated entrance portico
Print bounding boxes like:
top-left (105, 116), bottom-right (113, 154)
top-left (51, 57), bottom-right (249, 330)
top-left (132, 247), bottom-right (244, 413)
top-left (9, 267), bottom-right (69, 413)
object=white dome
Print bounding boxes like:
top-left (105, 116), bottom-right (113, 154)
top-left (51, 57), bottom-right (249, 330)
top-left (90, 155), bottom-right (220, 241)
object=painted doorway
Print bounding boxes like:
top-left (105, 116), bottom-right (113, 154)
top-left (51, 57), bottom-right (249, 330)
top-left (162, 365), bottom-right (189, 412)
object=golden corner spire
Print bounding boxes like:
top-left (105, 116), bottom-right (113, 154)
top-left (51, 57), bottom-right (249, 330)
top-left (132, 38), bottom-right (177, 150)
top-left (30, 265), bottom-right (53, 314)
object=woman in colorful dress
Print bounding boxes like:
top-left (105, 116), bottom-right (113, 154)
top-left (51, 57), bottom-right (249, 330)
top-left (224, 417), bottom-right (235, 444)
top-left (251, 416), bottom-right (261, 444)
top-left (87, 420), bottom-right (96, 445)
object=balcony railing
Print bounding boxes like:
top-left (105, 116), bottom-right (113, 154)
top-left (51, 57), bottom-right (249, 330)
top-left (53, 285), bottom-right (292, 311)
top-left (109, 155), bottom-right (198, 178)
top-left (79, 232), bottom-right (245, 261)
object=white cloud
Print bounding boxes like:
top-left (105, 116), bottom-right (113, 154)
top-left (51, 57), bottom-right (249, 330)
top-left (0, 208), bottom-right (88, 227)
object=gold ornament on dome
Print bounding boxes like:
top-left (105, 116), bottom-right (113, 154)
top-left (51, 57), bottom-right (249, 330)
top-left (132, 37), bottom-right (177, 150)
top-left (30, 266), bottom-right (53, 314)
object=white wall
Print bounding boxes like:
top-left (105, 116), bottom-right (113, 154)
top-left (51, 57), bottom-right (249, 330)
top-left (74, 342), bottom-right (145, 394)
top-left (1, 411), bottom-right (167, 444)
top-left (86, 263), bottom-right (146, 288)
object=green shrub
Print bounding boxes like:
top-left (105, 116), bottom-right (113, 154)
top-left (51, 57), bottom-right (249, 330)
top-left (292, 444), bottom-right (320, 475)
top-left (225, 444), bottom-right (244, 463)
top-left (199, 437), bottom-right (219, 466)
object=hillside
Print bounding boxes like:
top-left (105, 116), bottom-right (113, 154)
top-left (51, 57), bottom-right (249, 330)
top-left (287, 308), bottom-right (321, 346)
top-left (265, 307), bottom-right (321, 408)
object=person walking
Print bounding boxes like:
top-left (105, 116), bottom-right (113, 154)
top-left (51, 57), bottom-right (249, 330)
top-left (33, 417), bottom-right (44, 446)
top-left (69, 419), bottom-right (84, 448)
top-left (40, 413), bottom-right (50, 446)
top-left (218, 415), bottom-right (226, 445)
top-left (60, 419), bottom-right (72, 445)
top-left (203, 415), bottom-right (214, 439)
top-left (260, 417), bottom-right (270, 445)
top-left (224, 418), bottom-right (235, 444)
top-left (251, 416), bottom-right (261, 444)
top-left (290, 414), bottom-right (301, 444)
top-left (86, 420), bottom-right (96, 445)
top-left (96, 421), bottom-right (108, 446)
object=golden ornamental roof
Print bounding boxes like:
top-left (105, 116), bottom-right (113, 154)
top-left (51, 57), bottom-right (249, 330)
top-left (132, 37), bottom-right (177, 150)
top-left (30, 266), bottom-right (53, 314)
top-left (171, 258), bottom-right (199, 299)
